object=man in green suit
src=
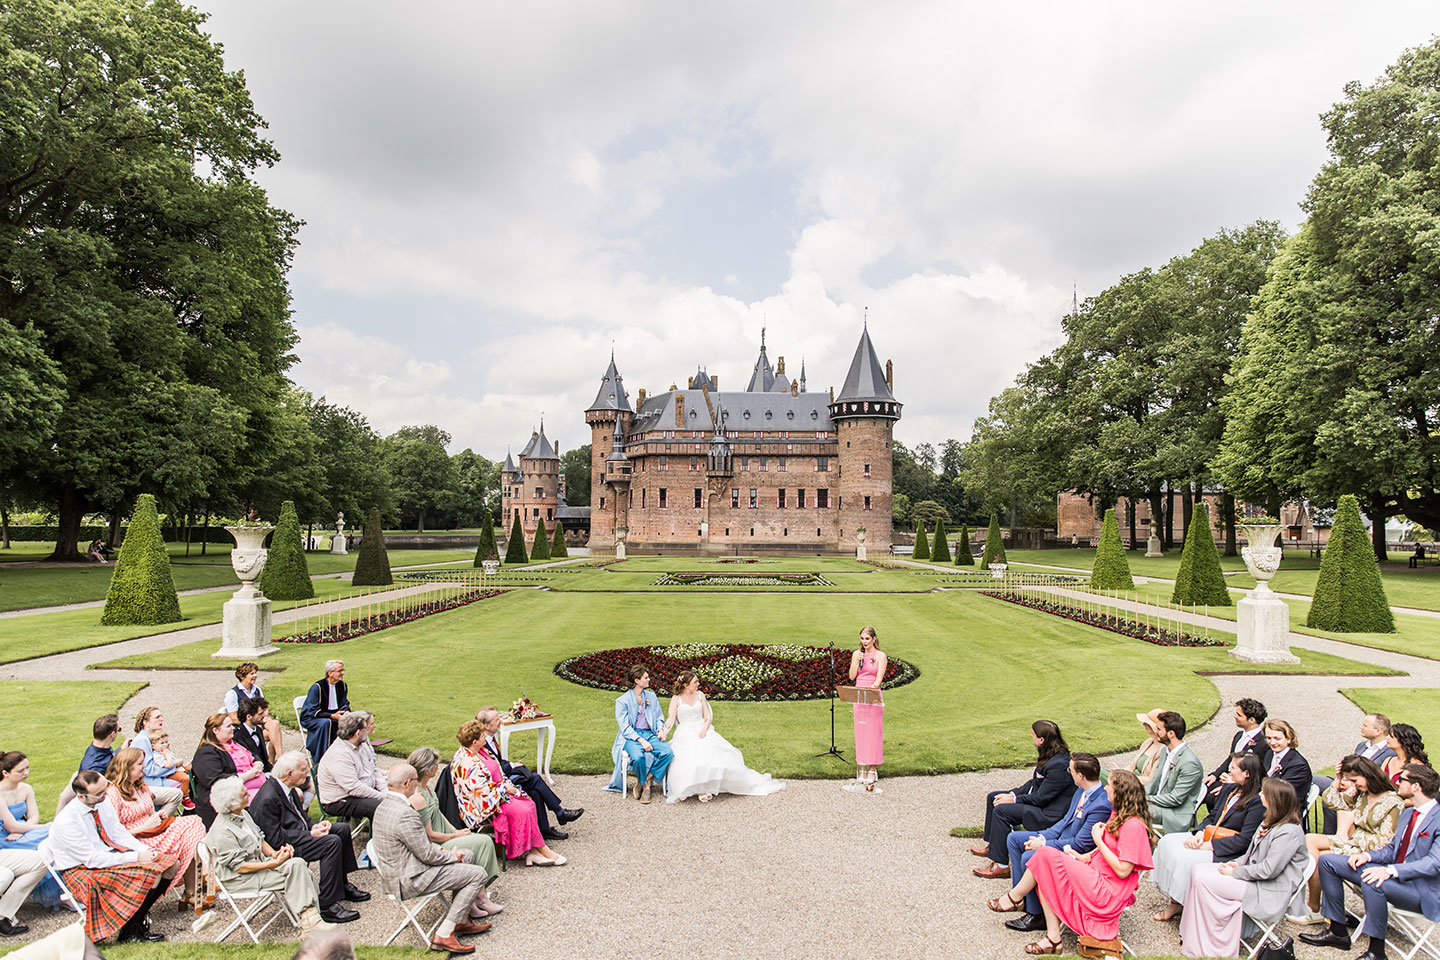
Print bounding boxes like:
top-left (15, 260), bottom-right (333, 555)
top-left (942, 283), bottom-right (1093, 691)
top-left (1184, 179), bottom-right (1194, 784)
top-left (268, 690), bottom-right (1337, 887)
top-left (1146, 711), bottom-right (1204, 836)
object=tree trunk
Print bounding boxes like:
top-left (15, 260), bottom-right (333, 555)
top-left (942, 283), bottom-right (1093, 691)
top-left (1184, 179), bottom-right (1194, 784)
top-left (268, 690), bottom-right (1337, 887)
top-left (1371, 494), bottom-right (1389, 563)
top-left (1222, 492), bottom-right (1237, 556)
top-left (106, 512), bottom-right (121, 550)
top-left (50, 488), bottom-right (88, 561)
top-left (184, 511), bottom-right (192, 557)
top-left (306, 522), bottom-right (313, 552)
top-left (200, 508), bottom-right (209, 556)
top-left (1164, 486), bottom-right (1176, 549)
top-left (1127, 498), bottom-right (1137, 546)
top-left (1181, 483), bottom-right (1195, 542)
top-left (417, 507), bottom-right (426, 535)
top-left (1009, 501), bottom-right (1018, 530)
top-left (1, 501), bottom-right (9, 550)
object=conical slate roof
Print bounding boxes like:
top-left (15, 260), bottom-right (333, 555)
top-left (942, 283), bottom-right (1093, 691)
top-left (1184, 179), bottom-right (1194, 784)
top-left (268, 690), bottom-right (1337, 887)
top-left (745, 335), bottom-right (775, 392)
top-left (587, 354), bottom-right (632, 412)
top-left (520, 426), bottom-right (559, 461)
top-left (503, 452), bottom-right (517, 474)
top-left (835, 326), bottom-right (894, 403)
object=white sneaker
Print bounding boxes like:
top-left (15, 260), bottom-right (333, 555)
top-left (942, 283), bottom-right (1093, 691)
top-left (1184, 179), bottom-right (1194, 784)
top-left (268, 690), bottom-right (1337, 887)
top-left (1286, 910), bottom-right (1325, 925)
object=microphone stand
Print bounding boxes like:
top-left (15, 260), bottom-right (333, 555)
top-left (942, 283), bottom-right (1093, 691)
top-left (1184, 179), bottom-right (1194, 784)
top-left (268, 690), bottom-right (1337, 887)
top-left (813, 640), bottom-right (846, 761)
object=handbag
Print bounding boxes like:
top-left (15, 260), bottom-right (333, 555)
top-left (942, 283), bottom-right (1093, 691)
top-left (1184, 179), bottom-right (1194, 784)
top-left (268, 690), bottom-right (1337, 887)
top-left (1256, 935), bottom-right (1295, 960)
top-left (1077, 935), bottom-right (1123, 959)
top-left (1201, 824), bottom-right (1239, 843)
top-left (132, 815), bottom-right (175, 839)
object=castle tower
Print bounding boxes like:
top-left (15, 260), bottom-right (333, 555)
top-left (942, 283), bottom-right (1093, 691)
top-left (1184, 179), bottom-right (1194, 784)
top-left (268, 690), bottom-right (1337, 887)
top-left (829, 325), bottom-right (902, 552)
top-left (500, 451), bottom-right (519, 529)
top-left (584, 352), bottom-right (633, 548)
top-left (515, 421), bottom-right (560, 540)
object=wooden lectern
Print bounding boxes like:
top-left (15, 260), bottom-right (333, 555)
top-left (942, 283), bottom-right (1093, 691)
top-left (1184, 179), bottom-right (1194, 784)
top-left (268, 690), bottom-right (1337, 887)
top-left (837, 685), bottom-right (884, 706)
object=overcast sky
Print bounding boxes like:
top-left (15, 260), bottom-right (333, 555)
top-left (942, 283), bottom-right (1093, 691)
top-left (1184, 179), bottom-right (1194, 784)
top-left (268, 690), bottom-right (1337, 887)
top-left (195, 1), bottom-right (1436, 458)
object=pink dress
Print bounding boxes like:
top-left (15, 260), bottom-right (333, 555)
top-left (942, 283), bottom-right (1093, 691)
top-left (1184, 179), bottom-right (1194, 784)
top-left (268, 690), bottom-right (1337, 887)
top-left (454, 746), bottom-right (545, 860)
top-left (852, 652), bottom-right (884, 765)
top-left (105, 784), bottom-right (205, 891)
top-left (1028, 816), bottom-right (1154, 940)
top-left (222, 741), bottom-right (265, 801)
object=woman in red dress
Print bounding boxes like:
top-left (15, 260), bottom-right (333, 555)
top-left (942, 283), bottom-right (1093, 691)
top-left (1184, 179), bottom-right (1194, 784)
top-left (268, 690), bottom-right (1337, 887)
top-left (988, 769), bottom-right (1155, 955)
top-left (103, 748), bottom-right (206, 910)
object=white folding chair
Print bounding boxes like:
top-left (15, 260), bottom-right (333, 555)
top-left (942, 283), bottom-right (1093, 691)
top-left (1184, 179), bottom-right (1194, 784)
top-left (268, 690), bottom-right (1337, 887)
top-left (366, 839), bottom-right (447, 946)
top-left (292, 695), bottom-right (306, 731)
top-left (196, 840), bottom-right (300, 943)
top-left (35, 839), bottom-right (84, 916)
top-left (1305, 783), bottom-right (1321, 832)
top-left (1388, 907), bottom-right (1440, 960)
top-left (618, 750), bottom-right (669, 801)
top-left (1241, 854), bottom-right (1312, 958)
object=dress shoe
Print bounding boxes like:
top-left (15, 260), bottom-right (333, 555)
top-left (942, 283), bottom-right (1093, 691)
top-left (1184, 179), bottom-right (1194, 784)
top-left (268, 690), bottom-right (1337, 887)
top-left (973, 863), bottom-right (1011, 879)
top-left (541, 827), bottom-right (569, 841)
top-left (1352, 951), bottom-right (1386, 960)
top-left (320, 905), bottom-right (361, 923)
top-left (969, 844), bottom-right (990, 857)
top-left (1298, 930), bottom-right (1352, 950)
top-left (342, 883), bottom-right (372, 902)
top-left (118, 927), bottom-right (166, 943)
top-left (556, 806), bottom-right (584, 825)
top-left (0, 918), bottom-right (29, 937)
top-left (430, 933), bottom-right (476, 954)
top-left (1005, 913), bottom-right (1047, 933)
top-left (453, 919), bottom-right (492, 935)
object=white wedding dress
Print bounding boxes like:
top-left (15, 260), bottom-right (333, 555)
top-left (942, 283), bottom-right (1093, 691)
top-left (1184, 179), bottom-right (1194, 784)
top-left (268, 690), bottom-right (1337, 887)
top-left (666, 695), bottom-right (785, 803)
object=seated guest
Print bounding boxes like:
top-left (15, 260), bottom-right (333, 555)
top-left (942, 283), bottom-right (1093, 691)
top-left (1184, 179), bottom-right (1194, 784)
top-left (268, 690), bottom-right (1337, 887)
top-left (79, 715), bottom-right (120, 774)
top-left (0, 845), bottom-right (46, 937)
top-left (1132, 710), bottom-right (1168, 787)
top-left (1290, 754), bottom-right (1403, 925)
top-left (475, 707), bottom-right (582, 840)
top-left (989, 769), bottom-right (1155, 956)
top-left (127, 707), bottom-right (188, 815)
top-left (407, 747), bottom-right (501, 909)
top-left (1316, 715), bottom-right (1397, 836)
top-left (49, 770), bottom-right (179, 944)
top-left (102, 748), bottom-right (204, 911)
top-left (1301, 762), bottom-right (1440, 960)
top-left (203, 775), bottom-right (331, 938)
top-left (0, 751), bottom-right (64, 922)
top-left (1262, 720), bottom-right (1313, 812)
top-left (1179, 778), bottom-right (1309, 958)
top-left (232, 697), bottom-right (274, 773)
top-left (251, 751), bottom-right (368, 925)
top-left (990, 752), bottom-right (1111, 933)
top-left (451, 721), bottom-right (564, 866)
top-left (607, 665), bottom-right (672, 803)
top-left (1146, 711), bottom-right (1206, 837)
top-left (317, 711), bottom-right (386, 822)
top-left (1383, 723), bottom-right (1428, 784)
top-left (192, 713), bottom-right (257, 827)
top-left (224, 661), bottom-right (284, 764)
top-left (971, 720), bottom-right (1075, 879)
top-left (374, 764), bottom-right (497, 955)
top-left (300, 660), bottom-right (351, 764)
top-left (1152, 752), bottom-right (1266, 922)
top-left (1201, 699), bottom-right (1271, 808)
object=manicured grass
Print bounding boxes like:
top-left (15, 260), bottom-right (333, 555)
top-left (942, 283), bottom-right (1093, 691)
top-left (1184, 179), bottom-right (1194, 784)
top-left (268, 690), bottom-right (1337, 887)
top-left (1341, 688), bottom-right (1440, 751)
top-left (608, 556), bottom-right (874, 572)
top-left (539, 555), bottom-right (933, 593)
top-left (0, 681), bottom-right (145, 804)
top-left (96, 588), bottom-right (1395, 778)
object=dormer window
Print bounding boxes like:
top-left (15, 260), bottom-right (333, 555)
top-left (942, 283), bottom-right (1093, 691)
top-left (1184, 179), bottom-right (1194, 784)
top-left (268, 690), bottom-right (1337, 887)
top-left (810, 410), bottom-right (818, 420)
top-left (743, 410), bottom-right (750, 420)
top-left (787, 411), bottom-right (794, 419)
top-left (764, 410), bottom-right (773, 420)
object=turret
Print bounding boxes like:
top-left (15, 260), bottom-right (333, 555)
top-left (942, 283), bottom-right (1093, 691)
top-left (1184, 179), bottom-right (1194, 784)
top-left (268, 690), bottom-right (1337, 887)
top-left (829, 325), bottom-right (902, 552)
top-left (585, 351), bottom-right (634, 548)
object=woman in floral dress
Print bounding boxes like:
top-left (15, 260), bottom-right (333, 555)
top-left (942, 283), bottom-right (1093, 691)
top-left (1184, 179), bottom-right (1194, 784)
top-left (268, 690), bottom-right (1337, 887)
top-left (450, 720), bottom-right (564, 866)
top-left (104, 748), bottom-right (205, 909)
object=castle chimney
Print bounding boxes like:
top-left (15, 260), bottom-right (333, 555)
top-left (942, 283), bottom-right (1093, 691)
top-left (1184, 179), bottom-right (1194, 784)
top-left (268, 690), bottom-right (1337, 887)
top-left (687, 376), bottom-right (693, 388)
top-left (711, 376), bottom-right (718, 390)
top-left (637, 388), bottom-right (647, 404)
top-left (776, 356), bottom-right (786, 376)
top-left (791, 381), bottom-right (798, 397)
top-left (886, 359), bottom-right (893, 391)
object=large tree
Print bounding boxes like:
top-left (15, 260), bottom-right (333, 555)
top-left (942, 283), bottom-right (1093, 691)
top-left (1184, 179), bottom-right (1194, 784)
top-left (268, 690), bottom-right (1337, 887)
top-left (1, 0), bottom-right (298, 559)
top-left (381, 425), bottom-right (458, 533)
top-left (303, 395), bottom-right (392, 527)
top-left (560, 445), bottom-right (591, 507)
top-left (450, 449), bottom-right (498, 528)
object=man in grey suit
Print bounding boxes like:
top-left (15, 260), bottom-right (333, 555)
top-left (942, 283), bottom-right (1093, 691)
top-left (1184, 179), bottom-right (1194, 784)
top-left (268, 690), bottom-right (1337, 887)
top-left (372, 764), bottom-right (496, 956)
top-left (1146, 711), bottom-right (1205, 836)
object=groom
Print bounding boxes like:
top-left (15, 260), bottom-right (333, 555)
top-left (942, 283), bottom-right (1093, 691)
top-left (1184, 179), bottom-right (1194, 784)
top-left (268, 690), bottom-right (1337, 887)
top-left (615, 665), bottom-right (673, 803)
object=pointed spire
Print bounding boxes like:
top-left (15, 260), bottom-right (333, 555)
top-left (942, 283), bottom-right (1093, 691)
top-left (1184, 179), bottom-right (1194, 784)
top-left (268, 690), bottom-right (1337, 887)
top-left (587, 351), bottom-right (632, 412)
top-left (834, 324), bottom-right (896, 404)
top-left (799, 357), bottom-right (807, 393)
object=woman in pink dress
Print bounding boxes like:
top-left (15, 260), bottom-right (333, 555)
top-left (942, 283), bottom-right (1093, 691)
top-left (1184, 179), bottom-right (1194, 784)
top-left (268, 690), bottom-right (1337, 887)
top-left (215, 716), bottom-right (267, 801)
top-left (451, 720), bottom-right (565, 866)
top-left (849, 625), bottom-right (887, 787)
top-left (989, 769), bottom-right (1155, 955)
top-left (103, 747), bottom-right (206, 910)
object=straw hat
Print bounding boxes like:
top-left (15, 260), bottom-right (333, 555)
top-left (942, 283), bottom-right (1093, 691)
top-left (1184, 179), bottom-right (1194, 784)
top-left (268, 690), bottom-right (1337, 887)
top-left (1136, 708), bottom-right (1164, 733)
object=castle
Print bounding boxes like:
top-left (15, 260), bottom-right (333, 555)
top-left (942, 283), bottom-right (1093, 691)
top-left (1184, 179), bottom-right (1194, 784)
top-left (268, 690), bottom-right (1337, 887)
top-left (577, 325), bottom-right (902, 553)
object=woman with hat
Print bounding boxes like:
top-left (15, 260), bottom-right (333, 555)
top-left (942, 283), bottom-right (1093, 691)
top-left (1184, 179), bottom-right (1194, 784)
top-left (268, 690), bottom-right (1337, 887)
top-left (1132, 709), bottom-right (1167, 786)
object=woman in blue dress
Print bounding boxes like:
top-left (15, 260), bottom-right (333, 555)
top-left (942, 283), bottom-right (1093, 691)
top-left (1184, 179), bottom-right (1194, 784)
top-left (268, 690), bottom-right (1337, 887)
top-left (0, 751), bottom-right (66, 910)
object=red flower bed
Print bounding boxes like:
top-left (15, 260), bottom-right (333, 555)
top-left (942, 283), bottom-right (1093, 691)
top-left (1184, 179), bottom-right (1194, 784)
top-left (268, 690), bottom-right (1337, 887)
top-left (554, 642), bottom-right (920, 702)
top-left (980, 592), bottom-right (1226, 648)
top-left (278, 589), bottom-right (508, 644)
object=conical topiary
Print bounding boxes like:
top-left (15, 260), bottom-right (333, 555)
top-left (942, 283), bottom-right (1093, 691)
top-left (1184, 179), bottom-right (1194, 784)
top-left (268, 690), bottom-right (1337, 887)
top-left (931, 519), bottom-right (951, 563)
top-left (980, 514), bottom-right (1008, 569)
top-left (551, 520), bottom-right (568, 558)
top-left (912, 520), bottom-right (930, 560)
top-left (956, 525), bottom-right (974, 565)
top-left (504, 513), bottom-right (528, 564)
top-left (1089, 508), bottom-right (1134, 590)
top-left (101, 493), bottom-right (183, 625)
top-left (1308, 494), bottom-right (1395, 633)
top-left (260, 500), bottom-right (315, 600)
top-left (473, 508), bottom-right (498, 566)
top-left (351, 506), bottom-right (393, 586)
top-left (531, 517), bottom-right (551, 561)
top-left (1171, 502), bottom-right (1229, 606)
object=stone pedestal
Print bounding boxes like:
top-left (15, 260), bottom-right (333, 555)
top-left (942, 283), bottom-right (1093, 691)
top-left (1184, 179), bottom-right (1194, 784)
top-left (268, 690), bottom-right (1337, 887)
top-left (1230, 589), bottom-right (1298, 664)
top-left (856, 544), bottom-right (868, 561)
top-left (615, 541), bottom-right (626, 560)
top-left (214, 589), bottom-right (278, 659)
top-left (1145, 534), bottom-right (1163, 558)
top-left (330, 533), bottom-right (348, 555)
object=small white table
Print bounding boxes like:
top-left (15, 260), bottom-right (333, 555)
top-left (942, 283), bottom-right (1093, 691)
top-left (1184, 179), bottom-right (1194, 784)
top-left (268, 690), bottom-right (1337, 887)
top-left (498, 715), bottom-right (557, 785)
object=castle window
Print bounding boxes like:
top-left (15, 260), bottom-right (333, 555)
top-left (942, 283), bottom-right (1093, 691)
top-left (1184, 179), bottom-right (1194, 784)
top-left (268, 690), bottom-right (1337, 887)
top-left (641, 489), bottom-right (646, 508)
top-left (600, 497), bottom-right (606, 508)
top-left (693, 488), bottom-right (702, 508)
top-left (741, 456), bottom-right (749, 470)
top-left (533, 508), bottom-right (540, 518)
top-left (797, 489), bottom-right (806, 508)
top-left (778, 458), bottom-right (786, 472)
top-left (784, 528), bottom-right (788, 536)
top-left (759, 457), bottom-right (767, 471)
top-left (750, 528), bottom-right (754, 536)
top-left (778, 489), bottom-right (787, 508)
top-left (864, 495), bottom-right (872, 510)
top-left (864, 463), bottom-right (870, 476)
top-left (749, 488), bottom-right (757, 509)
top-left (817, 489), bottom-right (829, 508)
top-left (660, 456), bottom-right (668, 470)
top-left (731, 489), bottom-right (739, 508)
top-left (816, 528), bottom-right (821, 536)
top-left (743, 410), bottom-right (750, 420)
top-left (535, 487), bottom-right (543, 497)
top-left (765, 410), bottom-right (773, 420)
top-left (816, 457), bottom-right (829, 472)
top-left (811, 411), bottom-right (818, 420)
top-left (659, 488), bottom-right (667, 508)
top-left (787, 411), bottom-right (794, 419)
top-left (547, 508), bottom-right (553, 519)
top-left (690, 456), bottom-right (698, 471)
top-left (725, 528), bottom-right (730, 536)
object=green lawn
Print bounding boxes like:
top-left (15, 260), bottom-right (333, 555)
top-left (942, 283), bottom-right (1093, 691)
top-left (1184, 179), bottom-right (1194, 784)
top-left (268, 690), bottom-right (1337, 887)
top-left (0, 681), bottom-right (146, 803)
top-left (96, 586), bottom-right (1395, 778)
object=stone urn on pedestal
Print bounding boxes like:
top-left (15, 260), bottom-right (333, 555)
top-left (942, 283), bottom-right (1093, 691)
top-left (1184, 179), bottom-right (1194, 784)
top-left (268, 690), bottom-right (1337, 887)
top-left (614, 526), bottom-right (627, 561)
top-left (214, 524), bottom-right (279, 659)
top-left (855, 528), bottom-right (867, 562)
top-left (330, 512), bottom-right (348, 555)
top-left (1145, 521), bottom-right (1164, 558)
top-left (1230, 522), bottom-right (1298, 664)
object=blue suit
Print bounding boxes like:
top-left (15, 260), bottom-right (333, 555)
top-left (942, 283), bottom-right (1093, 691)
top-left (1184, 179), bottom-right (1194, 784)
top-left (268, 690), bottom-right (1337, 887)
top-left (1318, 800), bottom-right (1440, 938)
top-left (1007, 784), bottom-right (1112, 915)
top-left (603, 689), bottom-right (673, 794)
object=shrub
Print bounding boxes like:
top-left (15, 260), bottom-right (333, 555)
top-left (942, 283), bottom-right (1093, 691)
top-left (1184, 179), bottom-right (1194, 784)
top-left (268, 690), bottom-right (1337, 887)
top-left (260, 500), bottom-right (314, 600)
top-left (1171, 502), bottom-right (1230, 606)
top-left (473, 509), bottom-right (498, 567)
top-left (1089, 508), bottom-right (1134, 590)
top-left (100, 494), bottom-right (182, 625)
top-left (551, 521), bottom-right (568, 558)
top-left (351, 506), bottom-right (393, 586)
top-left (955, 524), bottom-right (974, 565)
top-left (980, 515), bottom-right (1008, 569)
top-left (931, 519), bottom-right (951, 563)
top-left (1308, 494), bottom-right (1395, 633)
top-left (912, 520), bottom-right (930, 560)
top-left (531, 517), bottom-right (551, 561)
top-left (504, 513), bottom-right (528, 564)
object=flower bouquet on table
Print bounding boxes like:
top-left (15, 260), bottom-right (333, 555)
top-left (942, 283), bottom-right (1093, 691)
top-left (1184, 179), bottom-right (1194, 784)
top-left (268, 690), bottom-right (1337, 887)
top-left (507, 695), bottom-right (550, 722)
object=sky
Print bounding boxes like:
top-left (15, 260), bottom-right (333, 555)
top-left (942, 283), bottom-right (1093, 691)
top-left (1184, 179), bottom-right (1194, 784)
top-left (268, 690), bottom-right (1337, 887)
top-left (193, 1), bottom-right (1438, 458)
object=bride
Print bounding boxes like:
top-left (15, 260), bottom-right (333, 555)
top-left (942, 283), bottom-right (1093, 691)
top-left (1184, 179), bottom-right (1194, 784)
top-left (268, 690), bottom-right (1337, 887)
top-left (660, 671), bottom-right (785, 803)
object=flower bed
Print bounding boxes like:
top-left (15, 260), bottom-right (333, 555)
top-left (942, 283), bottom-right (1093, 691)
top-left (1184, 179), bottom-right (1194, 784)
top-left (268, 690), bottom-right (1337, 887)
top-left (652, 572), bottom-right (835, 587)
top-left (555, 642), bottom-right (921, 701)
top-left (937, 572), bottom-right (1087, 586)
top-left (980, 592), bottom-right (1227, 648)
top-left (278, 589), bottom-right (508, 644)
top-left (699, 557), bottom-right (777, 564)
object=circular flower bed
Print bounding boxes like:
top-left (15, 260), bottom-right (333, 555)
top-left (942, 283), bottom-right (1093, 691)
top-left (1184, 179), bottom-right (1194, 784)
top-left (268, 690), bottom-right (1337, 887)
top-left (653, 572), bottom-right (835, 586)
top-left (554, 642), bottom-right (920, 701)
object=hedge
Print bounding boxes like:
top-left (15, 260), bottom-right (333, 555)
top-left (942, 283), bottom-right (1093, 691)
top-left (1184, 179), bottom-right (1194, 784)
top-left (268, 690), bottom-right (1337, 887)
top-left (351, 506), bottom-right (393, 586)
top-left (473, 508), bottom-right (498, 566)
top-left (980, 515), bottom-right (1008, 569)
top-left (1171, 502), bottom-right (1230, 606)
top-left (551, 521), bottom-right (569, 558)
top-left (912, 520), bottom-right (930, 560)
top-left (1089, 508), bottom-right (1134, 590)
top-left (100, 494), bottom-right (183, 625)
top-left (1307, 494), bottom-right (1394, 633)
top-left (504, 513), bottom-right (528, 564)
top-left (0, 525), bottom-right (233, 544)
top-left (931, 519), bottom-right (951, 563)
top-left (955, 525), bottom-right (974, 565)
top-left (261, 500), bottom-right (315, 600)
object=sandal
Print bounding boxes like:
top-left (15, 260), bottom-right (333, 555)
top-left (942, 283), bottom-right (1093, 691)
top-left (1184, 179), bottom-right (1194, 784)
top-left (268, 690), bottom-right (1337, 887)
top-left (1024, 935), bottom-right (1064, 955)
top-left (698, 794), bottom-right (713, 803)
top-left (987, 891), bottom-right (1023, 913)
